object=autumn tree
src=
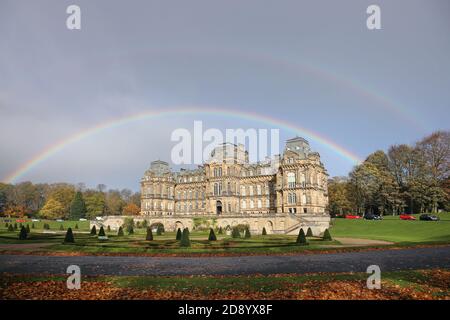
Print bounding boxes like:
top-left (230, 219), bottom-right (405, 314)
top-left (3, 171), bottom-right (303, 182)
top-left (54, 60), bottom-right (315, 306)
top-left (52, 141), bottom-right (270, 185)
top-left (39, 198), bottom-right (65, 219)
top-left (122, 203), bottom-right (140, 216)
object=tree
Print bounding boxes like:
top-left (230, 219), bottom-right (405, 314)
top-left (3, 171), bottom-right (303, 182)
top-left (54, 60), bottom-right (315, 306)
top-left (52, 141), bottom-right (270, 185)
top-left (296, 228), bottom-right (308, 245)
top-left (64, 228), bottom-right (75, 243)
top-left (19, 226), bottom-right (28, 240)
top-left (90, 225), bottom-right (97, 235)
top-left (38, 198), bottom-right (65, 219)
top-left (180, 228), bottom-right (191, 247)
top-left (123, 203), bottom-right (140, 216)
top-left (84, 191), bottom-right (106, 219)
top-left (146, 227), bottom-right (153, 241)
top-left (31, 223), bottom-right (35, 229)
top-left (262, 227), bottom-right (267, 235)
top-left (142, 220), bottom-right (148, 229)
top-left (127, 225), bottom-right (134, 235)
top-left (306, 227), bottom-right (313, 237)
top-left (117, 226), bottom-right (124, 236)
top-left (105, 190), bottom-right (126, 215)
top-left (8, 224), bottom-right (13, 231)
top-left (98, 226), bottom-right (106, 237)
top-left (59, 224), bottom-right (64, 231)
top-left (13, 223), bottom-right (17, 230)
top-left (69, 191), bottom-right (87, 220)
top-left (156, 224), bottom-right (164, 235)
top-left (208, 228), bottom-right (217, 241)
top-left (218, 226), bottom-right (223, 234)
top-left (26, 224), bottom-right (30, 234)
top-left (244, 226), bottom-right (251, 238)
top-left (231, 227), bottom-right (240, 238)
top-left (74, 223), bottom-right (78, 229)
top-left (107, 225), bottom-right (111, 232)
top-left (176, 228), bottom-right (182, 240)
top-left (322, 229), bottom-right (332, 241)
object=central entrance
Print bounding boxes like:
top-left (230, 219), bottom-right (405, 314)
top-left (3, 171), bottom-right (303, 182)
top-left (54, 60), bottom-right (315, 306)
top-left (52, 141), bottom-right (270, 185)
top-left (216, 200), bottom-right (222, 215)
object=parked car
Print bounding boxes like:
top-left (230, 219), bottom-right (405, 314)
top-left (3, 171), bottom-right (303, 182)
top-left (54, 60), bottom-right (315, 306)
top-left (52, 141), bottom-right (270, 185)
top-left (364, 214), bottom-right (383, 220)
top-left (79, 218), bottom-right (87, 221)
top-left (419, 214), bottom-right (440, 221)
top-left (400, 214), bottom-right (416, 220)
top-left (345, 215), bottom-right (361, 219)
top-left (56, 219), bottom-right (64, 222)
top-left (31, 219), bottom-right (40, 222)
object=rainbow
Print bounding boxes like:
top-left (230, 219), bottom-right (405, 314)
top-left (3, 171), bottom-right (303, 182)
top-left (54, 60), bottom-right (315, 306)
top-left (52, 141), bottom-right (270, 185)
top-left (3, 106), bottom-right (363, 183)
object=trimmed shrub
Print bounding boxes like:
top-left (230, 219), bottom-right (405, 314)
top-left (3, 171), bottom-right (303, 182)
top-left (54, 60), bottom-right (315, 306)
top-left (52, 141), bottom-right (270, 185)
top-left (218, 226), bottom-right (223, 234)
top-left (14, 223), bottom-right (18, 230)
top-left (98, 226), bottom-right (106, 237)
top-left (31, 223), bottom-right (35, 229)
top-left (117, 226), bottom-right (124, 236)
top-left (59, 224), bottom-right (64, 231)
top-left (8, 224), bottom-right (13, 231)
top-left (5, 222), bottom-right (8, 228)
top-left (296, 228), bottom-right (308, 245)
top-left (208, 228), bottom-right (217, 241)
top-left (231, 227), bottom-right (241, 238)
top-left (156, 224), bottom-right (163, 236)
top-left (262, 227), bottom-right (267, 235)
top-left (107, 225), bottom-right (111, 232)
top-left (322, 229), bottom-right (332, 241)
top-left (142, 220), bottom-right (148, 228)
top-left (64, 228), bottom-right (75, 243)
top-left (75, 223), bottom-right (78, 229)
top-left (306, 228), bottom-right (313, 237)
top-left (43, 223), bottom-right (50, 230)
top-left (146, 227), bottom-right (153, 241)
top-left (244, 226), bottom-right (251, 238)
top-left (176, 228), bottom-right (182, 240)
top-left (26, 224), bottom-right (30, 234)
top-left (90, 225), bottom-right (97, 235)
top-left (127, 225), bottom-right (134, 235)
top-left (136, 221), bottom-right (141, 229)
top-left (180, 228), bottom-right (191, 247)
top-left (19, 226), bottom-right (28, 240)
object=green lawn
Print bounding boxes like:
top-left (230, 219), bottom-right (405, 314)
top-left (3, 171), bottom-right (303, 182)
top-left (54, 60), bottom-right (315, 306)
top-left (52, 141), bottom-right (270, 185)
top-left (331, 212), bottom-right (450, 244)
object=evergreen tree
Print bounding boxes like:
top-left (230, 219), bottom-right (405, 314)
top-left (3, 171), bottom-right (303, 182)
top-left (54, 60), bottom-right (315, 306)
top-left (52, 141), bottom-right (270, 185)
top-left (322, 229), bottom-right (332, 241)
top-left (262, 227), bottom-right (267, 235)
top-left (127, 225), bottom-right (134, 235)
top-left (180, 228), bottom-right (191, 247)
top-left (296, 228), bottom-right (308, 245)
top-left (146, 227), bottom-right (153, 241)
top-left (218, 226), bottom-right (223, 234)
top-left (90, 225), bottom-right (97, 235)
top-left (8, 224), bottom-right (13, 232)
top-left (176, 228), bottom-right (182, 240)
top-left (306, 227), bottom-right (313, 237)
top-left (19, 226), bottom-right (27, 240)
top-left (136, 221), bottom-right (141, 229)
top-left (13, 223), bottom-right (17, 230)
top-left (59, 224), bottom-right (64, 231)
top-left (69, 191), bottom-right (87, 220)
top-left (231, 227), bottom-right (240, 238)
top-left (142, 220), bottom-right (148, 229)
top-left (31, 223), bottom-right (35, 229)
top-left (107, 225), bottom-right (111, 232)
top-left (26, 224), bottom-right (30, 233)
top-left (64, 227), bottom-right (75, 243)
top-left (156, 224), bottom-right (163, 235)
top-left (244, 226), bottom-right (251, 238)
top-left (208, 228), bottom-right (217, 241)
top-left (117, 226), bottom-right (124, 236)
top-left (98, 226), bottom-right (106, 237)
top-left (74, 223), bottom-right (78, 229)
top-left (5, 222), bottom-right (8, 228)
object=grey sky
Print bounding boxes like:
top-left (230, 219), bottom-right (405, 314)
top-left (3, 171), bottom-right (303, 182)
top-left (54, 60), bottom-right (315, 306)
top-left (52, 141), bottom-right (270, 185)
top-left (0, 0), bottom-right (449, 191)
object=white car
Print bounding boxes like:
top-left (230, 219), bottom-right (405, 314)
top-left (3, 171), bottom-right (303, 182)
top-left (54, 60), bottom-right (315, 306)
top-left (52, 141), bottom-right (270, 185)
top-left (56, 219), bottom-right (64, 222)
top-left (31, 219), bottom-right (40, 222)
top-left (79, 218), bottom-right (87, 221)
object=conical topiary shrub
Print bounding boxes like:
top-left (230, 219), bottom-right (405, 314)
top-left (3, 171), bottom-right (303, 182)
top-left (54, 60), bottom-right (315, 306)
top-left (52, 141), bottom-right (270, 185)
top-left (296, 228), bottom-right (308, 245)
top-left (26, 224), bottom-right (31, 234)
top-left (19, 226), bottom-right (28, 240)
top-left (59, 224), bottom-right (64, 231)
top-left (244, 226), bottom-right (251, 238)
top-left (31, 223), bottom-right (35, 229)
top-left (98, 226), bottom-right (106, 237)
top-left (262, 227), bottom-right (267, 235)
top-left (90, 225), bottom-right (97, 235)
top-left (8, 224), bottom-right (14, 232)
top-left (231, 227), bottom-right (240, 238)
top-left (156, 224), bottom-right (163, 235)
top-left (5, 222), bottom-right (8, 228)
top-left (176, 228), bottom-right (182, 240)
top-left (146, 227), bottom-right (153, 241)
top-left (322, 229), bottom-right (332, 241)
top-left (117, 226), bottom-right (124, 236)
top-left (218, 226), bottom-right (223, 234)
top-left (180, 228), bottom-right (191, 247)
top-left (127, 225), bottom-right (134, 235)
top-left (107, 225), bottom-right (111, 232)
top-left (306, 227), bottom-right (313, 237)
top-left (64, 227), bottom-right (75, 243)
top-left (14, 223), bottom-right (18, 230)
top-left (74, 223), bottom-right (78, 229)
top-left (208, 228), bottom-right (217, 241)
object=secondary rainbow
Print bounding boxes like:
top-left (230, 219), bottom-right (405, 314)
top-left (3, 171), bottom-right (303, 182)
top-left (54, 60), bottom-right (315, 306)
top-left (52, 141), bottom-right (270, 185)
top-left (3, 106), bottom-right (363, 183)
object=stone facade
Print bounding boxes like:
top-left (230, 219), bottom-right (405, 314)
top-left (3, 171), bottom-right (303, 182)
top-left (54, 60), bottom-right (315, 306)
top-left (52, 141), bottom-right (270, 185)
top-left (97, 137), bottom-right (331, 235)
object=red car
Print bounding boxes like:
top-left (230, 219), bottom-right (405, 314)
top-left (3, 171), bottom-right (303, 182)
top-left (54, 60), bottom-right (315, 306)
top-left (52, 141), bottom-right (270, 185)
top-left (345, 215), bottom-right (361, 219)
top-left (400, 214), bottom-right (416, 220)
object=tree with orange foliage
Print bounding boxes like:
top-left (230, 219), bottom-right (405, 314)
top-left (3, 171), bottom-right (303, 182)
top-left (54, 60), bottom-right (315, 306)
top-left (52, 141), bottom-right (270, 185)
top-left (122, 203), bottom-right (140, 216)
top-left (4, 205), bottom-right (27, 218)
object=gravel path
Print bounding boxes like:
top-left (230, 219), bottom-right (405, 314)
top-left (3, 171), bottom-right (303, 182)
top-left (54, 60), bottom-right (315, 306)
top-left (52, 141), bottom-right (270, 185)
top-left (0, 246), bottom-right (449, 276)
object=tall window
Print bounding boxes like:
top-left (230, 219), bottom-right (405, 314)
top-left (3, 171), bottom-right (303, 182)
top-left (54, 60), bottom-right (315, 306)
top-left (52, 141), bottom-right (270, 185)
top-left (241, 186), bottom-right (246, 196)
top-left (249, 185), bottom-right (254, 196)
top-left (288, 172), bottom-right (296, 188)
top-left (257, 185), bottom-right (261, 195)
top-left (250, 200), bottom-right (254, 209)
top-left (242, 200), bottom-right (247, 209)
top-left (257, 199), bottom-right (262, 208)
top-left (288, 192), bottom-right (297, 204)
